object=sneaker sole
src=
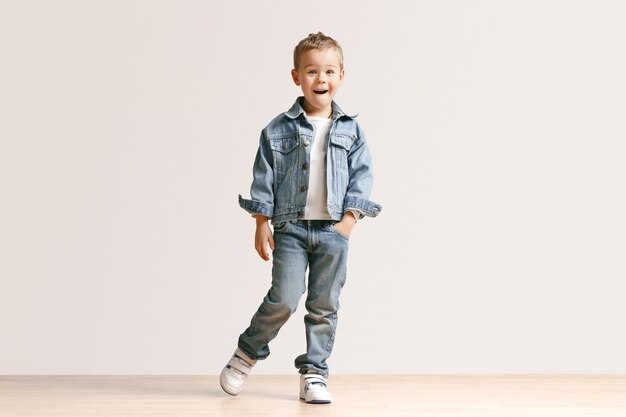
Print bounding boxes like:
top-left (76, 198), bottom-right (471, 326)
top-left (300, 396), bottom-right (331, 404)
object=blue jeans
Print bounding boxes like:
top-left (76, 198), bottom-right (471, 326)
top-left (237, 220), bottom-right (350, 378)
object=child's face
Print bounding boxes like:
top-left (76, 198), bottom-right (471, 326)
top-left (291, 48), bottom-right (344, 118)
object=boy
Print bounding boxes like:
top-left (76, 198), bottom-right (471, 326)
top-left (220, 32), bottom-right (381, 404)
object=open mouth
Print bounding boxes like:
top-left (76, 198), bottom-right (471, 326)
top-left (313, 89), bottom-right (328, 95)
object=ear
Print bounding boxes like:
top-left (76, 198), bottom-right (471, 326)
top-left (291, 69), bottom-right (301, 86)
top-left (339, 68), bottom-right (345, 84)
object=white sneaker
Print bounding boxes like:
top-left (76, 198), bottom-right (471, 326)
top-left (299, 373), bottom-right (332, 404)
top-left (220, 348), bottom-right (257, 396)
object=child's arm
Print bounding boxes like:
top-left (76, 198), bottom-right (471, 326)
top-left (342, 123), bottom-right (382, 220)
top-left (239, 130), bottom-right (277, 260)
top-left (254, 215), bottom-right (274, 261)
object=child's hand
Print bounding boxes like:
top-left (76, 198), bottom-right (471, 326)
top-left (332, 211), bottom-right (357, 238)
top-left (254, 215), bottom-right (274, 261)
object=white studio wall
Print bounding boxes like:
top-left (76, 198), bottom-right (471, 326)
top-left (1, 0), bottom-right (625, 375)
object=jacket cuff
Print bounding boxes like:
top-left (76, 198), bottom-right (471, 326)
top-left (343, 195), bottom-right (382, 219)
top-left (239, 194), bottom-right (274, 217)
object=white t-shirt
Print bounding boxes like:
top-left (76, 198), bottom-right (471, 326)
top-left (303, 116), bottom-right (333, 220)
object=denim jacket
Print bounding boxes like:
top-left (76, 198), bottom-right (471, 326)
top-left (239, 96), bottom-right (382, 225)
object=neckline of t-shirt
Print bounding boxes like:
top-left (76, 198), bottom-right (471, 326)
top-left (306, 115), bottom-right (333, 123)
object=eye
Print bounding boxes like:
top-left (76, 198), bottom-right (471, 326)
top-left (307, 70), bottom-right (317, 75)
top-left (327, 70), bottom-right (335, 75)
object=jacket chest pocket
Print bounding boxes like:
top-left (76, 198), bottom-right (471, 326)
top-left (329, 134), bottom-right (355, 171)
top-left (270, 136), bottom-right (300, 175)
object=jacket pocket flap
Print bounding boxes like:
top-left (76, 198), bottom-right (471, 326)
top-left (269, 137), bottom-right (299, 153)
top-left (329, 135), bottom-right (355, 150)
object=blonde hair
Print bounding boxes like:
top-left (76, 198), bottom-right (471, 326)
top-left (293, 32), bottom-right (344, 70)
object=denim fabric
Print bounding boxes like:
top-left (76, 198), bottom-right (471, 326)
top-left (237, 220), bottom-right (349, 377)
top-left (238, 96), bottom-right (382, 224)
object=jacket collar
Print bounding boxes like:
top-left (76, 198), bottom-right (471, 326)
top-left (285, 96), bottom-right (358, 120)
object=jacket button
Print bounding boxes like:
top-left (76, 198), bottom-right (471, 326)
top-left (302, 163), bottom-right (309, 170)
top-left (300, 186), bottom-right (306, 192)
top-left (303, 140), bottom-right (310, 146)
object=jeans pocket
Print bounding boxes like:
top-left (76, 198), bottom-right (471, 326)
top-left (273, 221), bottom-right (291, 233)
top-left (327, 223), bottom-right (350, 240)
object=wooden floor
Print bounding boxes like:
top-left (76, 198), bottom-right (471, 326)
top-left (1, 375), bottom-right (625, 416)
